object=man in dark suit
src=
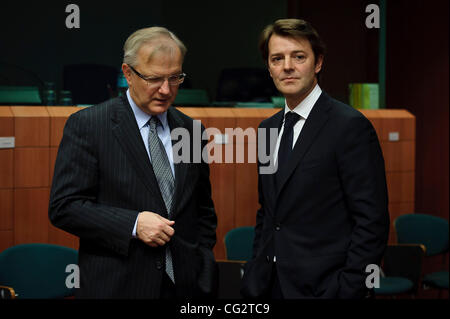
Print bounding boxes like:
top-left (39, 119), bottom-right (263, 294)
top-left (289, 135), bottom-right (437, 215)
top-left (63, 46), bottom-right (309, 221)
top-left (49, 27), bottom-right (217, 298)
top-left (241, 19), bottom-right (390, 299)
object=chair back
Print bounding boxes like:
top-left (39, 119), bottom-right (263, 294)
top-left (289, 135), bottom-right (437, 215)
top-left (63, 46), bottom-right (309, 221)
top-left (224, 226), bottom-right (255, 261)
top-left (382, 244), bottom-right (426, 293)
top-left (394, 213), bottom-right (449, 256)
top-left (216, 68), bottom-right (277, 103)
top-left (63, 64), bottom-right (118, 105)
top-left (0, 243), bottom-right (78, 299)
top-left (217, 260), bottom-right (245, 299)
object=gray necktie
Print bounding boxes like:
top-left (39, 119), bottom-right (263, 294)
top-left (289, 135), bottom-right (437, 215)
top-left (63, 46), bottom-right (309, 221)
top-left (148, 116), bottom-right (175, 283)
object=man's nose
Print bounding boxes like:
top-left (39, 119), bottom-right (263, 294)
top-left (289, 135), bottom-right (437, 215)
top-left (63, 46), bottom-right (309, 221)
top-left (158, 79), bottom-right (171, 95)
top-left (283, 57), bottom-right (294, 71)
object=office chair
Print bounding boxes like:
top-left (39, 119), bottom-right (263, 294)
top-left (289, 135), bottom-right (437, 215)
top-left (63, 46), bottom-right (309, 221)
top-left (394, 213), bottom-right (449, 295)
top-left (216, 259), bottom-right (246, 299)
top-left (375, 244), bottom-right (426, 298)
top-left (224, 226), bottom-right (255, 261)
top-left (216, 68), bottom-right (278, 103)
top-left (219, 225), bottom-right (254, 298)
top-left (0, 243), bottom-right (78, 299)
top-left (63, 63), bottom-right (118, 105)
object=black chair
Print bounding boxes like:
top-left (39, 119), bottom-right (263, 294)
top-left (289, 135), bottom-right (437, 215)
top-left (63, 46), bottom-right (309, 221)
top-left (395, 213), bottom-right (449, 296)
top-left (216, 67), bottom-right (278, 103)
top-left (63, 64), bottom-right (118, 105)
top-left (375, 244), bottom-right (426, 298)
top-left (217, 260), bottom-right (245, 299)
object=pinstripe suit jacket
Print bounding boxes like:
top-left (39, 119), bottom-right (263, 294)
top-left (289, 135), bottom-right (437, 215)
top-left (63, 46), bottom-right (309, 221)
top-left (49, 96), bottom-right (217, 298)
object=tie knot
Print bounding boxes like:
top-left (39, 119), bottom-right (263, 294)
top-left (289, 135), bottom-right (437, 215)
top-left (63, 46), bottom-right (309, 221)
top-left (149, 116), bottom-right (162, 131)
top-left (284, 112), bottom-right (300, 130)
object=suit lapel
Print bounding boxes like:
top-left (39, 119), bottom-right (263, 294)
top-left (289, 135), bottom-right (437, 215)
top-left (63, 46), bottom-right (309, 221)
top-left (167, 107), bottom-right (188, 218)
top-left (275, 93), bottom-right (332, 199)
top-left (260, 110), bottom-right (283, 211)
top-left (110, 97), bottom-right (164, 207)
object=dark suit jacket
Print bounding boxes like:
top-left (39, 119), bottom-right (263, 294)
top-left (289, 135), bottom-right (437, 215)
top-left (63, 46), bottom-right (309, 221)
top-left (241, 92), bottom-right (390, 299)
top-left (49, 96), bottom-right (217, 298)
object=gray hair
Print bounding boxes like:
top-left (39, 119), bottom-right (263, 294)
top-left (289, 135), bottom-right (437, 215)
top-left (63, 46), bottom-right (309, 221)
top-left (123, 27), bottom-right (187, 67)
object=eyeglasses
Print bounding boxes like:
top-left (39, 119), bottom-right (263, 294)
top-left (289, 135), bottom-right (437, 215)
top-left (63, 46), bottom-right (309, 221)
top-left (128, 65), bottom-right (186, 87)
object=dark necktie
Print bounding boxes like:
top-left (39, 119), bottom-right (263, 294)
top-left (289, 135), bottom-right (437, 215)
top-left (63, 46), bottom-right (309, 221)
top-left (276, 111), bottom-right (300, 181)
top-left (148, 116), bottom-right (175, 283)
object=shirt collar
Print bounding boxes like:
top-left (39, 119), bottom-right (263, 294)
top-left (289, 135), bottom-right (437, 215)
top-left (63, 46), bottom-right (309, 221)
top-left (284, 84), bottom-right (322, 120)
top-left (126, 89), bottom-right (169, 129)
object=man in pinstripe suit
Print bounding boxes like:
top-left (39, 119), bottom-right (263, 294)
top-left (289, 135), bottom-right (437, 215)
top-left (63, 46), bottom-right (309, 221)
top-left (49, 27), bottom-right (218, 298)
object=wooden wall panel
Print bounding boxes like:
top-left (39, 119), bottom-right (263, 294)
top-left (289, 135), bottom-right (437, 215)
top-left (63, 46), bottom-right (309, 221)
top-left (386, 172), bottom-right (415, 203)
top-left (2, 106), bottom-right (416, 261)
top-left (379, 110), bottom-right (415, 141)
top-left (234, 115), bottom-right (266, 228)
top-left (203, 109), bottom-right (236, 260)
top-left (14, 188), bottom-right (50, 244)
top-left (0, 149), bottom-right (13, 189)
top-left (0, 107), bottom-right (14, 136)
top-left (380, 141), bottom-right (415, 172)
top-left (0, 189), bottom-right (13, 230)
top-left (362, 110), bottom-right (415, 244)
top-left (210, 162), bottom-right (235, 259)
top-left (360, 110), bottom-right (415, 141)
top-left (11, 107), bottom-right (49, 147)
top-left (0, 231), bottom-right (13, 252)
top-left (235, 163), bottom-right (259, 227)
top-left (177, 107), bottom-right (209, 123)
top-left (0, 107), bottom-right (14, 253)
top-left (0, 108), bottom-right (14, 194)
top-left (14, 148), bottom-right (50, 188)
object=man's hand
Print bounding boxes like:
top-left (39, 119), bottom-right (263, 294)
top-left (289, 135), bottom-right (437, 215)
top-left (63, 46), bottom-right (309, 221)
top-left (136, 211), bottom-right (175, 247)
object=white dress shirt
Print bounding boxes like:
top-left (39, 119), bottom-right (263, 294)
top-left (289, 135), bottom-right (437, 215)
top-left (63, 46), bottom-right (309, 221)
top-left (273, 84), bottom-right (322, 165)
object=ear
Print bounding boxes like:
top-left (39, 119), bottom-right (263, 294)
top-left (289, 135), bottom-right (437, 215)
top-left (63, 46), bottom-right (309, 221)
top-left (315, 55), bottom-right (324, 74)
top-left (122, 63), bottom-right (133, 86)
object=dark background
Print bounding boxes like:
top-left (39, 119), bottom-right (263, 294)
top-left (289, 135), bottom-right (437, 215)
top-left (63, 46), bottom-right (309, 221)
top-left (1, 0), bottom-right (448, 233)
top-left (1, 0), bottom-right (287, 102)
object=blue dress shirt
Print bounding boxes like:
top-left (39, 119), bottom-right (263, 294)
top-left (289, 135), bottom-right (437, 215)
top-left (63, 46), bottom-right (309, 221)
top-left (126, 90), bottom-right (175, 237)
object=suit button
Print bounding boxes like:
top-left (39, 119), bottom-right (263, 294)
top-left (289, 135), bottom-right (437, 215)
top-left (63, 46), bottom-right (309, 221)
top-left (275, 223), bottom-right (281, 231)
top-left (156, 261), bottom-right (163, 270)
top-left (266, 256), bottom-right (270, 262)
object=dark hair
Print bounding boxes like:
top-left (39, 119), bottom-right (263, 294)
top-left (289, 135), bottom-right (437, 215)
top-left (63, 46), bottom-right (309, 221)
top-left (259, 19), bottom-right (326, 75)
